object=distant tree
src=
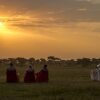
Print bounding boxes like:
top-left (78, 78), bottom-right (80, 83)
top-left (35, 59), bottom-right (40, 64)
top-left (8, 58), bottom-right (17, 65)
top-left (60, 60), bottom-right (67, 66)
top-left (91, 58), bottom-right (100, 65)
top-left (47, 56), bottom-right (56, 61)
top-left (66, 59), bottom-right (76, 66)
top-left (0, 59), bottom-right (2, 65)
top-left (0, 59), bottom-right (8, 66)
top-left (47, 56), bottom-right (61, 65)
top-left (28, 58), bottom-right (35, 65)
top-left (76, 58), bottom-right (91, 67)
top-left (40, 58), bottom-right (47, 64)
top-left (16, 57), bottom-right (27, 66)
top-left (48, 56), bottom-right (61, 61)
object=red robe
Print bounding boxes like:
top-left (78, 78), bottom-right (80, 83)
top-left (6, 69), bottom-right (19, 83)
top-left (36, 69), bottom-right (49, 83)
top-left (24, 70), bottom-right (35, 83)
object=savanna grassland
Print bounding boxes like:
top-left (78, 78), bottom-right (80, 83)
top-left (0, 64), bottom-right (99, 100)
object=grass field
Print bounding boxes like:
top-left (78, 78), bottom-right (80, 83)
top-left (0, 64), bottom-right (99, 100)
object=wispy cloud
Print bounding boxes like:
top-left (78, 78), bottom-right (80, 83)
top-left (0, 0), bottom-right (100, 22)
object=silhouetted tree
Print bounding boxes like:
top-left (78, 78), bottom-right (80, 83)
top-left (91, 58), bottom-right (100, 65)
top-left (76, 58), bottom-right (91, 67)
top-left (35, 59), bottom-right (40, 64)
top-left (40, 58), bottom-right (47, 64)
top-left (47, 56), bottom-right (62, 65)
top-left (66, 59), bottom-right (76, 66)
top-left (28, 58), bottom-right (35, 65)
top-left (16, 57), bottom-right (27, 66)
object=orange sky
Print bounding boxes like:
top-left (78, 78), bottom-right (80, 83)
top-left (0, 0), bottom-right (100, 59)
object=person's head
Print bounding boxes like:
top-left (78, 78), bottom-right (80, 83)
top-left (10, 62), bottom-right (13, 67)
top-left (44, 64), bottom-right (47, 68)
top-left (9, 62), bottom-right (15, 70)
top-left (29, 65), bottom-right (32, 68)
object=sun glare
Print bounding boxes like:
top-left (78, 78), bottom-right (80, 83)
top-left (0, 21), bottom-right (4, 28)
top-left (0, 21), bottom-right (12, 36)
top-left (0, 20), bottom-right (22, 38)
top-left (0, 21), bottom-right (7, 33)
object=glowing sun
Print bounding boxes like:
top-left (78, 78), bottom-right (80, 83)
top-left (0, 21), bottom-right (20, 37)
top-left (0, 21), bottom-right (9, 35)
top-left (0, 21), bottom-right (4, 28)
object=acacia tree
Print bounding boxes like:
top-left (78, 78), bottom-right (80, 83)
top-left (40, 58), bottom-right (47, 64)
top-left (76, 58), bottom-right (91, 67)
top-left (66, 59), bottom-right (76, 66)
top-left (16, 57), bottom-right (27, 67)
top-left (47, 56), bottom-right (62, 65)
top-left (91, 58), bottom-right (100, 65)
top-left (28, 58), bottom-right (35, 65)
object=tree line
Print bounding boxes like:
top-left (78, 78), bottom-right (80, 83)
top-left (0, 56), bottom-right (100, 67)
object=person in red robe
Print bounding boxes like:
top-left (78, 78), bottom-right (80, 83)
top-left (24, 65), bottom-right (35, 83)
top-left (6, 63), bottom-right (19, 83)
top-left (36, 65), bottom-right (49, 83)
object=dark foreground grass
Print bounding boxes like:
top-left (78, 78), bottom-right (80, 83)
top-left (0, 65), bottom-right (100, 100)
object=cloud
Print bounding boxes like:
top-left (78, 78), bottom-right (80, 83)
top-left (0, 0), bottom-right (100, 28)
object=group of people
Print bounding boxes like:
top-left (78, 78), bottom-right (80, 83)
top-left (90, 64), bottom-right (100, 81)
top-left (6, 63), bottom-right (49, 83)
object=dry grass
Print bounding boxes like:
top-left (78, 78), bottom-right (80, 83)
top-left (0, 64), bottom-right (99, 100)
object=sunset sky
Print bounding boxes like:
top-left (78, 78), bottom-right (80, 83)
top-left (0, 0), bottom-right (100, 59)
